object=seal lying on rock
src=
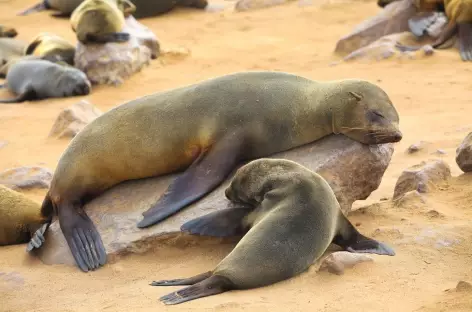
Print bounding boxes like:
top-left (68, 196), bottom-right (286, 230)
top-left (151, 158), bottom-right (395, 305)
top-left (27, 71), bottom-right (402, 272)
top-left (71, 0), bottom-right (136, 44)
top-left (0, 185), bottom-right (47, 246)
top-left (24, 32), bottom-right (76, 65)
top-left (0, 59), bottom-right (91, 103)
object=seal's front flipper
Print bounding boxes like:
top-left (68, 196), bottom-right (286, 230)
top-left (0, 88), bottom-right (36, 104)
top-left (181, 206), bottom-right (253, 237)
top-left (151, 271), bottom-right (212, 286)
top-left (17, 1), bottom-right (49, 16)
top-left (50, 12), bottom-right (70, 18)
top-left (333, 215), bottom-right (396, 256)
top-left (137, 137), bottom-right (243, 228)
top-left (159, 275), bottom-right (234, 305)
top-left (58, 203), bottom-right (107, 272)
top-left (85, 32), bottom-right (130, 43)
top-left (458, 23), bottom-right (472, 61)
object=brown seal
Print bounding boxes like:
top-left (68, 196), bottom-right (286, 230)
top-left (151, 158), bottom-right (395, 305)
top-left (24, 32), bottom-right (76, 65)
top-left (27, 71), bottom-right (402, 272)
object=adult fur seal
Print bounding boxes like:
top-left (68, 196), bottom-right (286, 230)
top-left (129, 0), bottom-right (208, 19)
top-left (24, 32), bottom-right (76, 65)
top-left (0, 38), bottom-right (27, 65)
top-left (70, 0), bottom-right (136, 44)
top-left (397, 0), bottom-right (472, 61)
top-left (18, 0), bottom-right (84, 17)
top-left (27, 71), bottom-right (402, 272)
top-left (0, 25), bottom-right (18, 38)
top-left (0, 185), bottom-right (47, 246)
top-left (151, 158), bottom-right (396, 305)
top-left (0, 59), bottom-right (91, 103)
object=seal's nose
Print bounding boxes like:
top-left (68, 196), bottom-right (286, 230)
top-left (393, 131), bottom-right (403, 142)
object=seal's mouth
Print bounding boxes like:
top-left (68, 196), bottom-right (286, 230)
top-left (367, 130), bottom-right (403, 144)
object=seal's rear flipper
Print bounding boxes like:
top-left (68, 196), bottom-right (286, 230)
top-left (159, 275), bottom-right (234, 305)
top-left (0, 89), bottom-right (36, 104)
top-left (137, 138), bottom-right (243, 228)
top-left (150, 271), bottom-right (212, 286)
top-left (85, 33), bottom-right (130, 44)
top-left (458, 23), bottom-right (472, 61)
top-left (333, 215), bottom-right (395, 256)
top-left (17, 1), bottom-right (49, 16)
top-left (58, 202), bottom-right (107, 272)
top-left (26, 223), bottom-right (48, 251)
top-left (181, 207), bottom-right (253, 237)
top-left (26, 193), bottom-right (54, 251)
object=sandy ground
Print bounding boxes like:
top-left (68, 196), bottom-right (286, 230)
top-left (0, 0), bottom-right (472, 311)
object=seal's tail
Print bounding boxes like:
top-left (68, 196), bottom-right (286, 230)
top-left (26, 193), bottom-right (54, 252)
top-left (158, 275), bottom-right (234, 305)
top-left (17, 1), bottom-right (49, 16)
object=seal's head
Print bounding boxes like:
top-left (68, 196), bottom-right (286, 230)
top-left (330, 80), bottom-right (402, 145)
top-left (0, 26), bottom-right (18, 38)
top-left (58, 68), bottom-right (92, 96)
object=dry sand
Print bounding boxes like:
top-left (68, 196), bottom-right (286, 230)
top-left (0, 0), bottom-right (471, 311)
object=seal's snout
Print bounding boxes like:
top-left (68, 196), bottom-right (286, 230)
top-left (5, 29), bottom-right (18, 38)
top-left (392, 131), bottom-right (402, 143)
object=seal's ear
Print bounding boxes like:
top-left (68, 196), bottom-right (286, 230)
top-left (348, 91), bottom-right (363, 101)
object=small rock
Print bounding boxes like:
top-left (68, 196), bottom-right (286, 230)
top-left (36, 134), bottom-right (395, 267)
top-left (159, 46), bottom-right (191, 65)
top-left (393, 159), bottom-right (451, 200)
top-left (425, 209), bottom-right (444, 219)
top-left (234, 0), bottom-right (292, 12)
top-left (0, 166), bottom-right (53, 190)
top-left (432, 149), bottom-right (446, 155)
top-left (355, 222), bottom-right (361, 226)
top-left (48, 100), bottom-right (102, 139)
top-left (455, 132), bottom-right (472, 173)
top-left (380, 197), bottom-right (389, 201)
top-left (74, 16), bottom-right (159, 86)
top-left (407, 141), bottom-right (430, 154)
top-left (456, 281), bottom-right (472, 292)
top-left (393, 190), bottom-right (427, 208)
top-left (319, 251), bottom-right (374, 275)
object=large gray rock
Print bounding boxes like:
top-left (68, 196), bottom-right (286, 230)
top-left (456, 132), bottom-right (472, 173)
top-left (35, 134), bottom-right (394, 267)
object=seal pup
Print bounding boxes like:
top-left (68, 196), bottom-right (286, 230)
top-left (0, 25), bottom-right (18, 38)
top-left (18, 0), bottom-right (84, 17)
top-left (70, 0), bottom-right (136, 44)
top-left (396, 0), bottom-right (472, 61)
top-left (151, 158), bottom-right (396, 305)
top-left (24, 32), bottom-right (76, 65)
top-left (0, 59), bottom-right (91, 104)
top-left (0, 185), bottom-right (47, 246)
top-left (27, 71), bottom-right (402, 272)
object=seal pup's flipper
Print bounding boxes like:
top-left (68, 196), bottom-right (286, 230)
top-left (180, 206), bottom-right (253, 237)
top-left (458, 23), bottom-right (472, 61)
top-left (158, 275), bottom-right (234, 305)
top-left (17, 1), bottom-right (50, 16)
top-left (333, 215), bottom-right (396, 256)
top-left (137, 138), bottom-right (243, 228)
top-left (85, 33), bottom-right (130, 44)
top-left (58, 202), bottom-right (107, 272)
top-left (0, 88), bottom-right (36, 104)
top-left (150, 271), bottom-right (212, 286)
top-left (26, 193), bottom-right (53, 251)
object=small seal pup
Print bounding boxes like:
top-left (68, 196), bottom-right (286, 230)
top-left (18, 0), bottom-right (85, 17)
top-left (70, 0), bottom-right (136, 44)
top-left (24, 32), bottom-right (76, 66)
top-left (0, 185), bottom-right (47, 246)
top-left (27, 71), bottom-right (402, 272)
top-left (0, 25), bottom-right (18, 38)
top-left (0, 59), bottom-right (91, 104)
top-left (151, 158), bottom-right (396, 305)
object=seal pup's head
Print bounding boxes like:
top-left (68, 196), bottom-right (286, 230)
top-left (329, 80), bottom-right (402, 145)
top-left (0, 26), bottom-right (18, 38)
top-left (57, 66), bottom-right (92, 96)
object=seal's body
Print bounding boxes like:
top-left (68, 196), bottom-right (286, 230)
top-left (27, 71), bottom-right (402, 272)
top-left (152, 159), bottom-right (396, 305)
top-left (18, 0), bottom-right (84, 17)
top-left (0, 59), bottom-right (91, 103)
top-left (130, 0), bottom-right (208, 19)
top-left (24, 33), bottom-right (76, 66)
top-left (71, 0), bottom-right (135, 44)
top-left (0, 185), bottom-right (47, 246)
top-left (0, 38), bottom-right (26, 65)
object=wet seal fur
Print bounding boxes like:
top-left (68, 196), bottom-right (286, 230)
top-left (396, 0), bottom-right (472, 61)
top-left (24, 32), bottom-right (76, 65)
top-left (151, 159), bottom-right (396, 305)
top-left (18, 0), bottom-right (85, 17)
top-left (0, 59), bottom-right (91, 104)
top-left (0, 185), bottom-right (47, 246)
top-left (26, 71), bottom-right (402, 272)
top-left (71, 0), bottom-right (136, 44)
